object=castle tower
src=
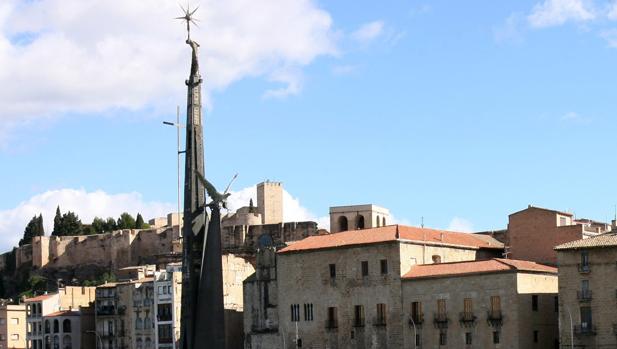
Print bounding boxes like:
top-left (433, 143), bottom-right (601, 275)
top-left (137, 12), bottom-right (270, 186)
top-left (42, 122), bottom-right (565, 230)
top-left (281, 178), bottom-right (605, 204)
top-left (257, 181), bottom-right (283, 224)
top-left (329, 204), bottom-right (391, 233)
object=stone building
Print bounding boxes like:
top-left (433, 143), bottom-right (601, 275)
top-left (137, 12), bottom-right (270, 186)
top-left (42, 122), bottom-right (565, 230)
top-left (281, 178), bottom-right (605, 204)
top-left (329, 204), bottom-right (391, 233)
top-left (243, 224), bottom-right (505, 348)
top-left (24, 287), bottom-right (95, 349)
top-left (555, 232), bottom-right (617, 348)
top-left (153, 264), bottom-right (182, 349)
top-left (41, 308), bottom-right (93, 349)
top-left (402, 259), bottom-right (558, 349)
top-left (0, 303), bottom-right (26, 349)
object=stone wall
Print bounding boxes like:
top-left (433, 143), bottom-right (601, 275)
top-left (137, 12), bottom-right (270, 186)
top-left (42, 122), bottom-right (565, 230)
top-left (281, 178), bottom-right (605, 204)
top-left (223, 221), bottom-right (320, 252)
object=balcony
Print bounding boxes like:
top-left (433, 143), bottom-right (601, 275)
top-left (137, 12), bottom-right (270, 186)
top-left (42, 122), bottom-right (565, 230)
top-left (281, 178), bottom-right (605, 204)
top-left (409, 313), bottom-right (424, 327)
top-left (96, 306), bottom-right (116, 316)
top-left (578, 263), bottom-right (591, 273)
top-left (157, 315), bottom-right (173, 322)
top-left (459, 312), bottom-right (477, 327)
top-left (487, 311), bottom-right (503, 328)
top-left (372, 317), bottom-right (387, 327)
top-left (325, 319), bottom-right (338, 330)
top-left (158, 337), bottom-right (173, 344)
top-left (577, 290), bottom-right (593, 302)
top-left (433, 313), bottom-right (449, 329)
top-left (574, 325), bottom-right (596, 336)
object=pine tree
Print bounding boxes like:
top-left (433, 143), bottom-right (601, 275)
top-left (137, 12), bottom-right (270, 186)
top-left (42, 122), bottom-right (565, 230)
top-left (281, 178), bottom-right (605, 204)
top-left (52, 206), bottom-right (62, 236)
top-left (135, 213), bottom-right (145, 229)
top-left (19, 215), bottom-right (42, 246)
top-left (60, 211), bottom-right (82, 236)
top-left (37, 214), bottom-right (45, 236)
top-left (117, 212), bottom-right (136, 229)
top-left (104, 217), bottom-right (117, 232)
top-left (91, 217), bottom-right (106, 234)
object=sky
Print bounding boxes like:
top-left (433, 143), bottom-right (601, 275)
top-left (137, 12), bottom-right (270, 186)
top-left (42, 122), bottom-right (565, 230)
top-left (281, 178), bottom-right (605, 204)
top-left (2, 0), bottom-right (617, 251)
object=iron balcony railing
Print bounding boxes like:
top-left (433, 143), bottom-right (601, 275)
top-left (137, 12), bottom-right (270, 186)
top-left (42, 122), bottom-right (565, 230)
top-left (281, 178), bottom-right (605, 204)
top-left (578, 263), bottom-right (591, 273)
top-left (433, 313), bottom-right (449, 329)
top-left (577, 290), bottom-right (593, 302)
top-left (487, 310), bottom-right (503, 328)
top-left (459, 312), bottom-right (477, 327)
top-left (574, 324), bottom-right (597, 336)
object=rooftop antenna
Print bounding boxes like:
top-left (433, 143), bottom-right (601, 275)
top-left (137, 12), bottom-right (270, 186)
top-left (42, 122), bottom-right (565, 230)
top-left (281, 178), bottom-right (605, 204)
top-left (421, 216), bottom-right (424, 228)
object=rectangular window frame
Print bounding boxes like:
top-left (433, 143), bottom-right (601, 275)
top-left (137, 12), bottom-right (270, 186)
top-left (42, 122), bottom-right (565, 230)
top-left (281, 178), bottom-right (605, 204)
top-left (361, 261), bottom-right (369, 277)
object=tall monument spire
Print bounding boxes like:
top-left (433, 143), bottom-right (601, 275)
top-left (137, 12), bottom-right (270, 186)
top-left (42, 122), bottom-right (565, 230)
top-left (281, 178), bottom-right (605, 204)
top-left (178, 5), bottom-right (226, 349)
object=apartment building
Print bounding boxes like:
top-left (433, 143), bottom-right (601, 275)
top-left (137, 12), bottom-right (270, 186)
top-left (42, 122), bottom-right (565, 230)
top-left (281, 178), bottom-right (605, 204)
top-left (244, 224), bottom-right (505, 348)
top-left (0, 303), bottom-right (26, 349)
top-left (555, 232), bottom-right (617, 348)
top-left (153, 264), bottom-right (182, 349)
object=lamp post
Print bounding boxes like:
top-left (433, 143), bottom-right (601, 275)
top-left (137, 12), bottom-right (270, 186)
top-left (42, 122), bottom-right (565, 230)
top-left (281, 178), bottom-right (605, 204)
top-left (409, 316), bottom-right (417, 349)
top-left (86, 330), bottom-right (102, 349)
top-left (163, 106), bottom-right (186, 231)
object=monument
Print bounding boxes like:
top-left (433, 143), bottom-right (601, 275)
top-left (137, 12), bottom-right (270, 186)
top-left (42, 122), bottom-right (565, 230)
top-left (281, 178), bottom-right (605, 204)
top-left (177, 5), bottom-right (226, 349)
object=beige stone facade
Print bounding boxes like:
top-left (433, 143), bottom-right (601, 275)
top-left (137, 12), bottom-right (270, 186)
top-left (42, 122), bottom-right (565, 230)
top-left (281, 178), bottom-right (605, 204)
top-left (0, 303), bottom-right (26, 349)
top-left (244, 225), bottom-right (505, 348)
top-left (555, 233), bottom-right (617, 348)
top-left (329, 204), bottom-right (391, 233)
top-left (256, 181), bottom-right (283, 225)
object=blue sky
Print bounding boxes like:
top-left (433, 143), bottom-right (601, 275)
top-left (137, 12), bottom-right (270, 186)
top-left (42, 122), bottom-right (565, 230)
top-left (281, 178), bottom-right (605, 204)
top-left (2, 0), bottom-right (617, 249)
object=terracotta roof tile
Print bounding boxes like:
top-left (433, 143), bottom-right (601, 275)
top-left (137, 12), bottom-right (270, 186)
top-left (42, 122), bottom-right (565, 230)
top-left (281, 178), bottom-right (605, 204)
top-left (24, 294), bottom-right (57, 302)
top-left (402, 258), bottom-right (556, 280)
top-left (45, 310), bottom-right (80, 317)
top-left (555, 232), bottom-right (617, 250)
top-left (278, 225), bottom-right (503, 254)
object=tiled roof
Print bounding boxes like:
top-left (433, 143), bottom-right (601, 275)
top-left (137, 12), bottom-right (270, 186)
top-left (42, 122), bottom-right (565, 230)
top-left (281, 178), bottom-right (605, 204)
top-left (555, 232), bottom-right (617, 250)
top-left (45, 310), bottom-right (80, 317)
top-left (402, 258), bottom-right (557, 280)
top-left (24, 294), bottom-right (57, 302)
top-left (510, 205), bottom-right (573, 217)
top-left (278, 225), bottom-right (504, 254)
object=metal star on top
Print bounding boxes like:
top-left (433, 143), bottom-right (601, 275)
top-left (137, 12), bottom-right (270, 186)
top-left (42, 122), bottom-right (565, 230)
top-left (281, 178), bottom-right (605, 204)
top-left (176, 2), bottom-right (199, 41)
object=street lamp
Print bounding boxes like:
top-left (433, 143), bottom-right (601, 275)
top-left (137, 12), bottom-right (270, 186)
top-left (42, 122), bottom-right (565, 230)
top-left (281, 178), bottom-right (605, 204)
top-left (163, 106), bottom-right (186, 230)
top-left (86, 330), bottom-right (102, 349)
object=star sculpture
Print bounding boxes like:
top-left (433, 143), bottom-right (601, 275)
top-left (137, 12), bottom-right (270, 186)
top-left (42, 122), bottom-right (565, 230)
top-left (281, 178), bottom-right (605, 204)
top-left (176, 2), bottom-right (199, 41)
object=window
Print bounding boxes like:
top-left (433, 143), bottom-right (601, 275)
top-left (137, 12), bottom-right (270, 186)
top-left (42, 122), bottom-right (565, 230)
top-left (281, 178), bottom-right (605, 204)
top-left (338, 216), bottom-right (348, 232)
top-left (580, 306), bottom-right (592, 330)
top-left (493, 331), bottom-right (500, 344)
top-left (376, 215), bottom-right (380, 227)
top-left (432, 255), bottom-right (441, 264)
top-left (107, 320), bottom-right (113, 335)
top-left (353, 305), bottom-right (365, 327)
top-left (382, 217), bottom-right (386, 226)
top-left (53, 319), bottom-right (59, 333)
top-left (415, 334), bottom-right (421, 347)
top-left (439, 330), bottom-right (447, 345)
top-left (376, 304), bottom-right (387, 325)
top-left (10, 318), bottom-right (18, 325)
top-left (303, 304), bottom-right (313, 321)
top-left (411, 302), bottom-right (422, 323)
top-left (437, 299), bottom-right (447, 317)
top-left (559, 216), bottom-right (567, 226)
top-left (554, 296), bottom-right (558, 312)
top-left (290, 304), bottom-right (300, 322)
top-left (45, 320), bottom-right (50, 334)
top-left (326, 307), bottom-right (338, 328)
top-left (361, 261), bottom-right (369, 276)
top-left (581, 251), bottom-right (589, 269)
top-left (62, 335), bottom-right (72, 349)
top-left (62, 319), bottom-right (71, 333)
top-left (11, 334), bottom-right (19, 341)
top-left (380, 259), bottom-right (388, 275)
top-left (490, 296), bottom-right (501, 316)
top-left (532, 295), bottom-right (538, 311)
top-left (329, 264), bottom-right (336, 278)
top-left (465, 332), bottom-right (472, 345)
top-left (463, 298), bottom-right (473, 314)
top-left (0, 318), bottom-right (4, 325)
top-left (533, 330), bottom-right (539, 343)
top-left (355, 215), bottom-right (365, 229)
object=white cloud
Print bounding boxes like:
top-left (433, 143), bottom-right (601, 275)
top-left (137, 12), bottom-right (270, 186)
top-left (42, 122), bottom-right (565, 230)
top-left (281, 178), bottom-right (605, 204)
top-left (609, 2), bottom-right (617, 19)
top-left (0, 189), bottom-right (175, 251)
top-left (226, 185), bottom-right (329, 229)
top-left (351, 20), bottom-right (384, 43)
top-left (527, 0), bottom-right (595, 28)
top-left (0, 0), bottom-right (337, 143)
top-left (600, 28), bottom-right (617, 46)
top-left (447, 217), bottom-right (474, 233)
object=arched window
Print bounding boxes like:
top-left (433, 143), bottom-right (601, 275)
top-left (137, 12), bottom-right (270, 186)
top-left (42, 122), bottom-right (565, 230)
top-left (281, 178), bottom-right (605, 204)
top-left (432, 255), bottom-right (441, 264)
top-left (145, 338), bottom-right (152, 349)
top-left (62, 319), bottom-right (71, 333)
top-left (53, 320), bottom-right (59, 333)
top-left (62, 335), bottom-right (72, 349)
top-left (45, 320), bottom-right (50, 334)
top-left (355, 215), bottom-right (365, 230)
top-left (136, 338), bottom-right (143, 349)
top-left (376, 215), bottom-right (380, 227)
top-left (53, 335), bottom-right (59, 349)
top-left (135, 317), bottom-right (143, 330)
top-left (45, 336), bottom-right (51, 349)
top-left (338, 216), bottom-right (348, 232)
top-left (382, 217), bottom-right (386, 226)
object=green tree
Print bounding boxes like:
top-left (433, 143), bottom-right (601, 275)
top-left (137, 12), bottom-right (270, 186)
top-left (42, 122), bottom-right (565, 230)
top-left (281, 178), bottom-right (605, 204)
top-left (91, 217), bottom-right (106, 234)
top-left (53, 211), bottom-right (83, 236)
top-left (117, 212), bottom-right (136, 229)
top-left (135, 213), bottom-right (145, 229)
top-left (19, 214), bottom-right (45, 246)
top-left (52, 206), bottom-right (62, 236)
top-left (104, 217), bottom-right (117, 232)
